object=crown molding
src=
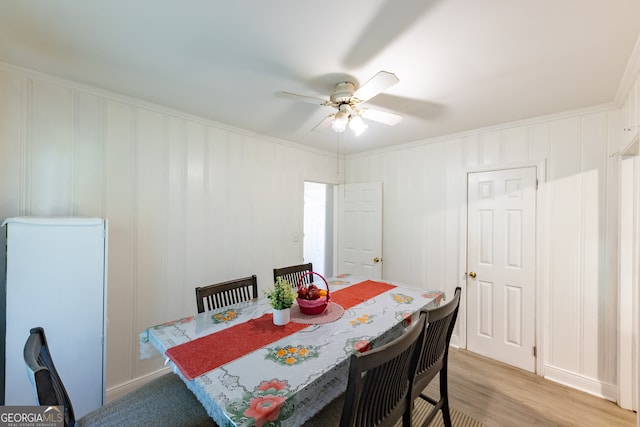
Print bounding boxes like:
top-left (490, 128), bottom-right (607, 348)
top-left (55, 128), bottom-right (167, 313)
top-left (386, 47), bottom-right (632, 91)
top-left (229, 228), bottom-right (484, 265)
top-left (615, 33), bottom-right (640, 107)
top-left (349, 102), bottom-right (617, 158)
top-left (0, 61), bottom-right (337, 160)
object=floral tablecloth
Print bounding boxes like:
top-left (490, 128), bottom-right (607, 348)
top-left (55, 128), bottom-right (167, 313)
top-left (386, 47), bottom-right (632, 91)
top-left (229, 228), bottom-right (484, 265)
top-left (139, 276), bottom-right (443, 427)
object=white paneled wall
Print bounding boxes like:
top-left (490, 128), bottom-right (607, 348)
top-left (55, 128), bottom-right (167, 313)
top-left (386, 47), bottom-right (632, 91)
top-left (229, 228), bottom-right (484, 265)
top-left (346, 105), bottom-right (628, 399)
top-left (0, 64), bottom-right (338, 389)
top-left (2, 59), bottom-right (639, 403)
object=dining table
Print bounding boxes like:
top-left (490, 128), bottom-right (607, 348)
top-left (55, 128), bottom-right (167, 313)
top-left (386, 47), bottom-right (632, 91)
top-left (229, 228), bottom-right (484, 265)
top-left (139, 274), bottom-right (444, 427)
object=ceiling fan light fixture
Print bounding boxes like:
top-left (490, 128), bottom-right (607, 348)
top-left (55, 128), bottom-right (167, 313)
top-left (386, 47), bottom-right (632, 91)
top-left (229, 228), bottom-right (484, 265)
top-left (282, 70), bottom-right (400, 138)
top-left (349, 114), bottom-right (367, 136)
top-left (332, 110), bottom-right (349, 132)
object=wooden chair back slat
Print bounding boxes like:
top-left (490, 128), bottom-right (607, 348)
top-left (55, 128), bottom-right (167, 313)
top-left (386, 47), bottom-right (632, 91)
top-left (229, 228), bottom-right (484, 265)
top-left (273, 263), bottom-right (313, 289)
top-left (195, 275), bottom-right (258, 313)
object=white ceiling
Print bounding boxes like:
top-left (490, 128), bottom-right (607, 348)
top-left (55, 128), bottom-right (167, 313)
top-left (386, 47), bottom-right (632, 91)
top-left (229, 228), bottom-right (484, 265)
top-left (1, 1), bottom-right (639, 154)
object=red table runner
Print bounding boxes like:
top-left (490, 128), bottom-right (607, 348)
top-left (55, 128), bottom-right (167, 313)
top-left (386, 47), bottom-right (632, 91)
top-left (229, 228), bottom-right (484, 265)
top-left (165, 280), bottom-right (395, 380)
top-left (329, 280), bottom-right (395, 308)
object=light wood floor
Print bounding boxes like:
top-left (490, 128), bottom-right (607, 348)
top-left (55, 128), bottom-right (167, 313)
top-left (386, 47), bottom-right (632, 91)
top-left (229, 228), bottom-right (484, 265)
top-left (425, 348), bottom-right (637, 426)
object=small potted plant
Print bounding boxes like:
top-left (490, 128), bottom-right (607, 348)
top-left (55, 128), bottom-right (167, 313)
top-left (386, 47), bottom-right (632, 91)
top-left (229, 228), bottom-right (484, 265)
top-left (265, 277), bottom-right (297, 325)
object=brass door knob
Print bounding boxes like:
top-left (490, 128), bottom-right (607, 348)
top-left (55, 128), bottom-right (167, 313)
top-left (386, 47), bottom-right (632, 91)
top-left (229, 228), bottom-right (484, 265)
top-left (468, 271), bottom-right (477, 278)
top-left (373, 257), bottom-right (381, 263)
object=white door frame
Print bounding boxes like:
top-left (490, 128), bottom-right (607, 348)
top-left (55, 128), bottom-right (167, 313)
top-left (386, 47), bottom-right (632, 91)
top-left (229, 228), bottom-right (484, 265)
top-left (618, 140), bottom-right (639, 412)
top-left (460, 160), bottom-right (547, 375)
top-left (301, 173), bottom-right (341, 276)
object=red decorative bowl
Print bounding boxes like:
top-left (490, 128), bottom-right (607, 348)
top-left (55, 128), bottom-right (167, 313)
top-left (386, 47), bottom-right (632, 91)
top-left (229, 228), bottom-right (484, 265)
top-left (296, 272), bottom-right (330, 315)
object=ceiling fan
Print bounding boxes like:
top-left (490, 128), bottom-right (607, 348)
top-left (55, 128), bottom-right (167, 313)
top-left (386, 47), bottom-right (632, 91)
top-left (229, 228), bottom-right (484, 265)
top-left (277, 71), bottom-right (402, 136)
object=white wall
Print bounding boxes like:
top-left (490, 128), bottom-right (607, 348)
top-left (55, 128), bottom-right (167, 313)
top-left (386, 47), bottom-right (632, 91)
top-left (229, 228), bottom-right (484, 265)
top-left (1, 59), bottom-right (639, 403)
top-left (0, 63), bottom-right (339, 390)
top-left (345, 75), bottom-right (640, 399)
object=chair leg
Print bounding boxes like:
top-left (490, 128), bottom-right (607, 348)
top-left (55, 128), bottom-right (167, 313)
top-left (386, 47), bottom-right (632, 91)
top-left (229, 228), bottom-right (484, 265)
top-left (402, 404), bottom-right (413, 427)
top-left (402, 398), bottom-right (415, 427)
top-left (439, 368), bottom-right (452, 427)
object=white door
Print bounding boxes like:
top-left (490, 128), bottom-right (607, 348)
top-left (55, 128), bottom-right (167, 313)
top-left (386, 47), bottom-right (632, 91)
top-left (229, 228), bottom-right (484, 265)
top-left (337, 182), bottom-right (383, 279)
top-left (467, 167), bottom-right (536, 372)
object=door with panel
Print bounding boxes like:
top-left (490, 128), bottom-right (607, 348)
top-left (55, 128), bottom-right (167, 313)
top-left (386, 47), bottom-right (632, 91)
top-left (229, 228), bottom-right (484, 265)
top-left (337, 182), bottom-right (383, 279)
top-left (466, 167), bottom-right (537, 372)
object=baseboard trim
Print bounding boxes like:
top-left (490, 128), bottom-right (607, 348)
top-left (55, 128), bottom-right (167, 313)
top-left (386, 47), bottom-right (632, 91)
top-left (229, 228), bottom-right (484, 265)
top-left (105, 367), bottom-right (172, 402)
top-left (544, 364), bottom-right (617, 402)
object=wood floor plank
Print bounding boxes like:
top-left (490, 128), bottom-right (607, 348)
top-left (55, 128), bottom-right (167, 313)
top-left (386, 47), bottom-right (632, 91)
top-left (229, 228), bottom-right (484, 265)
top-left (426, 348), bottom-right (637, 426)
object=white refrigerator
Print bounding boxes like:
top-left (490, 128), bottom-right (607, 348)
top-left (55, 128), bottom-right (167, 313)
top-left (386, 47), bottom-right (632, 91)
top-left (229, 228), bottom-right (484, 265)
top-left (0, 217), bottom-right (107, 418)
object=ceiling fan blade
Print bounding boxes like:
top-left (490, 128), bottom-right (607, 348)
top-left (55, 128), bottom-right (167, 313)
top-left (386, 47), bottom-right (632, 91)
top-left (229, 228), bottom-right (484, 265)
top-left (311, 115), bottom-right (334, 132)
top-left (276, 91), bottom-right (329, 106)
top-left (361, 108), bottom-right (402, 126)
top-left (342, 0), bottom-right (442, 69)
top-left (353, 71), bottom-right (399, 103)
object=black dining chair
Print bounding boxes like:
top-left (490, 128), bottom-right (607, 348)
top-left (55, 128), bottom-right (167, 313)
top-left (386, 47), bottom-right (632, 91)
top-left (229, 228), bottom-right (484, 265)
top-left (339, 312), bottom-right (426, 427)
top-left (409, 287), bottom-right (462, 427)
top-left (195, 275), bottom-right (258, 313)
top-left (273, 263), bottom-right (313, 289)
top-left (23, 326), bottom-right (216, 427)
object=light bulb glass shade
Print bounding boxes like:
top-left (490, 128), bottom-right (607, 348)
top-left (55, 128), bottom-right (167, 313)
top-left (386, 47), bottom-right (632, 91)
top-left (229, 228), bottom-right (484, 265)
top-left (349, 115), bottom-right (367, 136)
top-left (332, 111), bottom-right (349, 132)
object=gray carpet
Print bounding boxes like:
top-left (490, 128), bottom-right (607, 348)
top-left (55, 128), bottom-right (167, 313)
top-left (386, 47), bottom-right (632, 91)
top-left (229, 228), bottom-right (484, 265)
top-left (409, 398), bottom-right (484, 427)
top-left (77, 374), bottom-right (482, 426)
top-left (303, 393), bottom-right (484, 426)
top-left (78, 373), bottom-right (216, 427)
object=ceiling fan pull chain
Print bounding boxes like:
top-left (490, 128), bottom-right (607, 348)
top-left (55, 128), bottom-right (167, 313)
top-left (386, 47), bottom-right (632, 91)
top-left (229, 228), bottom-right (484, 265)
top-left (336, 131), bottom-right (340, 176)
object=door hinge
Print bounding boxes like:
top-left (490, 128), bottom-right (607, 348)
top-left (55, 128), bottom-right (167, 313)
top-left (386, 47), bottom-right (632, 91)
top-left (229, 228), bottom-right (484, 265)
top-left (535, 179), bottom-right (539, 190)
top-left (533, 346), bottom-right (537, 357)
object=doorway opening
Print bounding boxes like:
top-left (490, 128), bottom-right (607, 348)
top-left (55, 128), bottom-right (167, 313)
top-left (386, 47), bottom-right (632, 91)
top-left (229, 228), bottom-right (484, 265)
top-left (303, 182), bottom-right (335, 277)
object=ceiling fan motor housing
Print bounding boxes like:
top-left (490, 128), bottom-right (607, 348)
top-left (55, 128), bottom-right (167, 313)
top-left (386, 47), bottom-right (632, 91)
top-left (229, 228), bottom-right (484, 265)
top-left (330, 81), bottom-right (356, 105)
